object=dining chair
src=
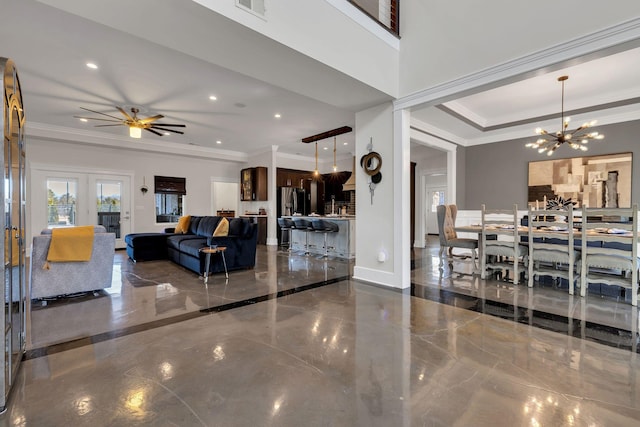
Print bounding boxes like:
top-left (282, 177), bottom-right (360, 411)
top-left (436, 204), bottom-right (478, 269)
top-left (481, 204), bottom-right (528, 284)
top-left (527, 207), bottom-right (579, 294)
top-left (579, 205), bottom-right (639, 306)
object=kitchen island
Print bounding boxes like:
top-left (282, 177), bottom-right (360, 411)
top-left (284, 215), bottom-right (355, 259)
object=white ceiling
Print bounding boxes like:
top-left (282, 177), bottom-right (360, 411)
top-left (0, 0), bottom-right (391, 162)
top-left (411, 46), bottom-right (640, 147)
top-left (3, 1), bottom-right (639, 164)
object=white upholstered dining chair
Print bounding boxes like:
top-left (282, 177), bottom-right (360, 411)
top-left (436, 204), bottom-right (478, 269)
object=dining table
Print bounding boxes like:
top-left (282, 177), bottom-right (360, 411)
top-left (454, 224), bottom-right (637, 275)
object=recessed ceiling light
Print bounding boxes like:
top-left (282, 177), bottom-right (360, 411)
top-left (86, 62), bottom-right (98, 69)
top-left (323, 146), bottom-right (328, 150)
top-left (216, 140), bottom-right (222, 144)
top-left (274, 113), bottom-right (281, 119)
top-left (209, 95), bottom-right (217, 101)
top-left (163, 132), bottom-right (170, 136)
top-left (79, 118), bottom-right (88, 122)
top-left (343, 142), bottom-right (348, 145)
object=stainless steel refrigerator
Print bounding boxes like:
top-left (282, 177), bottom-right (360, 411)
top-left (279, 187), bottom-right (307, 217)
top-left (278, 187), bottom-right (307, 245)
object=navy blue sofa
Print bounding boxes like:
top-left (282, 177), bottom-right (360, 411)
top-left (126, 216), bottom-right (257, 275)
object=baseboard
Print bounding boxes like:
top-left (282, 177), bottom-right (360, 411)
top-left (353, 266), bottom-right (408, 289)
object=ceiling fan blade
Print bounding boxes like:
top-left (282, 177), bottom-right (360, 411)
top-left (79, 107), bottom-right (123, 120)
top-left (151, 126), bottom-right (185, 134)
top-left (144, 128), bottom-right (163, 136)
top-left (74, 116), bottom-right (123, 123)
top-left (150, 123), bottom-right (186, 127)
top-left (139, 114), bottom-right (164, 124)
top-left (116, 106), bottom-right (134, 121)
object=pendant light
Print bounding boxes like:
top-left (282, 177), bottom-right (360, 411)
top-left (314, 142), bottom-right (319, 176)
top-left (333, 136), bottom-right (337, 172)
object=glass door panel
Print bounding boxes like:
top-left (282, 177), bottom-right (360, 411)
top-left (91, 175), bottom-right (130, 249)
top-left (47, 178), bottom-right (78, 227)
top-left (96, 181), bottom-right (122, 238)
top-left (9, 105), bottom-right (23, 384)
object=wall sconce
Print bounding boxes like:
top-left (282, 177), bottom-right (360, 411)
top-left (140, 176), bottom-right (149, 194)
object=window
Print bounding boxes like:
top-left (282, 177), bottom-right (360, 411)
top-left (47, 178), bottom-right (77, 227)
top-left (155, 176), bottom-right (186, 223)
top-left (431, 190), bottom-right (445, 213)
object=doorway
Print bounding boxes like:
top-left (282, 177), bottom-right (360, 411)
top-left (31, 167), bottom-right (133, 249)
top-left (211, 180), bottom-right (239, 216)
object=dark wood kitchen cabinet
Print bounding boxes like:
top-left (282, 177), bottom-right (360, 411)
top-left (240, 167), bottom-right (268, 201)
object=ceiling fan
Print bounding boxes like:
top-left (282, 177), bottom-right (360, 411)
top-left (75, 106), bottom-right (186, 138)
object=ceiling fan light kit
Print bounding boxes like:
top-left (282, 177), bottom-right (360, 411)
top-left (129, 125), bottom-right (142, 139)
top-left (75, 106), bottom-right (186, 138)
top-left (526, 75), bottom-right (604, 156)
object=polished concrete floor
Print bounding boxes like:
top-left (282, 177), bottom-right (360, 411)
top-left (1, 238), bottom-right (639, 426)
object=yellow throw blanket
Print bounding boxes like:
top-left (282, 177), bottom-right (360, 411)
top-left (44, 226), bottom-right (95, 269)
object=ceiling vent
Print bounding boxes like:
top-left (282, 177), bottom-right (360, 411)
top-left (236, 0), bottom-right (265, 17)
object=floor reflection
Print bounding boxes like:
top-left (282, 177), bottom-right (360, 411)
top-left (411, 237), bottom-right (640, 353)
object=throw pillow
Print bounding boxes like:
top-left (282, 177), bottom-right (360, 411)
top-left (213, 217), bottom-right (229, 236)
top-left (175, 215), bottom-right (191, 234)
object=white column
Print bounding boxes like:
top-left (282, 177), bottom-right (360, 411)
top-left (394, 108), bottom-right (411, 289)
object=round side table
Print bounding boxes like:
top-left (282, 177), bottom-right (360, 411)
top-left (199, 246), bottom-right (228, 285)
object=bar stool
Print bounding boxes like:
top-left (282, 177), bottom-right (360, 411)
top-left (311, 219), bottom-right (340, 258)
top-left (292, 218), bottom-right (313, 255)
top-left (277, 218), bottom-right (295, 251)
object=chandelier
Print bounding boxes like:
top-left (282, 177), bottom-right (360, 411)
top-left (526, 75), bottom-right (604, 156)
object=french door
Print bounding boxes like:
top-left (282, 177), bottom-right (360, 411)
top-left (32, 168), bottom-right (132, 249)
top-left (89, 175), bottom-right (131, 249)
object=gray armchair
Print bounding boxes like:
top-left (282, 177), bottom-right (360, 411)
top-left (30, 225), bottom-right (115, 300)
top-left (436, 204), bottom-right (478, 268)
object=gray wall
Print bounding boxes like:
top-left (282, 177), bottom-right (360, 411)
top-left (461, 119), bottom-right (640, 210)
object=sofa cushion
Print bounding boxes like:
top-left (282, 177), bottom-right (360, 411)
top-left (196, 216), bottom-right (222, 237)
top-left (228, 218), bottom-right (244, 236)
top-left (179, 238), bottom-right (207, 258)
top-left (213, 217), bottom-right (229, 236)
top-left (242, 220), bottom-right (253, 237)
top-left (175, 215), bottom-right (191, 234)
top-left (166, 234), bottom-right (204, 251)
top-left (188, 216), bottom-right (202, 235)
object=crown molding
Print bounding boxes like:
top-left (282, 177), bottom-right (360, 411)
top-left (394, 17), bottom-right (640, 112)
top-left (26, 122), bottom-right (248, 163)
top-left (410, 118), bottom-right (465, 147)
